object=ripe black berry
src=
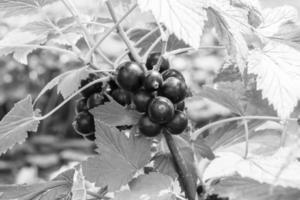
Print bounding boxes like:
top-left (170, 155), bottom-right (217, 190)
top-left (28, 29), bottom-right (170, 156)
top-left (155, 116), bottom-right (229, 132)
top-left (146, 52), bottom-right (169, 72)
top-left (116, 61), bottom-right (145, 92)
top-left (144, 70), bottom-right (163, 91)
top-left (80, 74), bottom-right (102, 98)
top-left (75, 98), bottom-right (88, 113)
top-left (133, 90), bottom-right (153, 112)
top-left (176, 101), bottom-right (185, 111)
top-left (162, 69), bottom-right (185, 81)
top-left (111, 88), bottom-right (131, 106)
top-left (148, 96), bottom-right (175, 124)
top-left (87, 93), bottom-right (107, 109)
top-left (159, 77), bottom-right (187, 103)
top-left (138, 115), bottom-right (162, 137)
top-left (166, 111), bottom-right (188, 135)
top-left (73, 111), bottom-right (95, 135)
top-left (85, 134), bottom-right (96, 141)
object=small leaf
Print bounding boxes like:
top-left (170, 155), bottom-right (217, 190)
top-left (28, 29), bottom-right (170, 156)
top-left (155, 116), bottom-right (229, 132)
top-left (152, 153), bottom-right (178, 179)
top-left (0, 96), bottom-right (40, 155)
top-left (137, 0), bottom-right (207, 49)
top-left (91, 99), bottom-right (142, 126)
top-left (209, 175), bottom-right (300, 200)
top-left (71, 169), bottom-right (86, 200)
top-left (114, 173), bottom-right (175, 200)
top-left (35, 67), bottom-right (90, 103)
top-left (81, 122), bottom-right (151, 191)
top-left (0, 0), bottom-right (59, 17)
top-left (197, 86), bottom-right (244, 116)
top-left (247, 41), bottom-right (300, 119)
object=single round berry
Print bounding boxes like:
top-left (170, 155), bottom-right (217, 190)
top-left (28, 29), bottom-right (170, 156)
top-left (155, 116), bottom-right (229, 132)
top-left (111, 88), bottom-right (131, 106)
top-left (144, 70), bottom-right (163, 91)
top-left (176, 101), bottom-right (185, 111)
top-left (133, 90), bottom-right (153, 112)
top-left (159, 77), bottom-right (187, 103)
top-left (87, 93), bottom-right (107, 109)
top-left (116, 61), bottom-right (145, 92)
top-left (148, 96), bottom-right (175, 124)
top-left (146, 52), bottom-right (169, 72)
top-left (85, 133), bottom-right (96, 141)
top-left (75, 98), bottom-right (88, 113)
top-left (80, 74), bottom-right (103, 97)
top-left (138, 115), bottom-right (162, 137)
top-left (73, 111), bottom-right (95, 135)
top-left (162, 69), bottom-right (185, 81)
top-left (166, 111), bottom-right (188, 135)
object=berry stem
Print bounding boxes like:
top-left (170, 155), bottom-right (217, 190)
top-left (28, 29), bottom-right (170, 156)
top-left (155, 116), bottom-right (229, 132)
top-left (153, 23), bottom-right (169, 71)
top-left (105, 1), bottom-right (144, 66)
top-left (191, 115), bottom-right (297, 141)
top-left (165, 46), bottom-right (226, 57)
top-left (142, 36), bottom-right (162, 63)
top-left (243, 119), bottom-right (249, 159)
top-left (84, 3), bottom-right (137, 63)
top-left (33, 77), bottom-right (110, 121)
top-left (164, 130), bottom-right (197, 200)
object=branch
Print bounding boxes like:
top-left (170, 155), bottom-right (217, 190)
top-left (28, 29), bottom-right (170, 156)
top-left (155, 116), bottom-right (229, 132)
top-left (85, 3), bottom-right (137, 63)
top-left (191, 115), bottom-right (297, 141)
top-left (105, 1), bottom-right (143, 65)
top-left (164, 130), bottom-right (197, 200)
top-left (33, 76), bottom-right (110, 121)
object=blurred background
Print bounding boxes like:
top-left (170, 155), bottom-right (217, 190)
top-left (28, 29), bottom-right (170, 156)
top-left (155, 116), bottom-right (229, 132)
top-left (0, 0), bottom-right (298, 185)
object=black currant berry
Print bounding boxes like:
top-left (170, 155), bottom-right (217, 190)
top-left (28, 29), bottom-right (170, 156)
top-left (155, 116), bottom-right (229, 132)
top-left (144, 70), bottom-right (163, 91)
top-left (111, 88), bottom-right (131, 106)
top-left (73, 111), bottom-right (95, 135)
top-left (159, 77), bottom-right (187, 103)
top-left (148, 96), bottom-right (175, 124)
top-left (162, 69), bottom-right (185, 81)
top-left (138, 115), bottom-right (162, 137)
top-left (116, 61), bottom-right (145, 92)
top-left (75, 98), bottom-right (88, 113)
top-left (176, 101), bottom-right (185, 111)
top-left (166, 111), bottom-right (188, 135)
top-left (133, 90), bottom-right (153, 112)
top-left (87, 93), bottom-right (107, 109)
top-left (196, 185), bottom-right (204, 195)
top-left (80, 74), bottom-right (102, 98)
top-left (146, 52), bottom-right (169, 72)
top-left (85, 134), bottom-right (96, 141)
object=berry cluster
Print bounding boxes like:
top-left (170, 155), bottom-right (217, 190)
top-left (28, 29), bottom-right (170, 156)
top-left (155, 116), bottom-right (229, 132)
top-left (116, 52), bottom-right (188, 137)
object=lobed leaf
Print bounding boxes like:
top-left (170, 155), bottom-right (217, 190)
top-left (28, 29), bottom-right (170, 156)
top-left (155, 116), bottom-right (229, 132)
top-left (0, 96), bottom-right (40, 156)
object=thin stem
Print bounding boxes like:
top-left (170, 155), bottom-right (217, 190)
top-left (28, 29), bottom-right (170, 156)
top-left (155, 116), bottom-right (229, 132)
top-left (96, 48), bottom-right (114, 67)
top-left (191, 115), bottom-right (297, 141)
top-left (85, 3), bottom-right (137, 63)
top-left (153, 25), bottom-right (168, 71)
top-left (33, 77), bottom-right (110, 121)
top-left (243, 119), bottom-right (249, 159)
top-left (142, 36), bottom-right (162, 62)
top-left (165, 46), bottom-right (226, 58)
top-left (164, 130), bottom-right (196, 200)
top-left (105, 1), bottom-right (143, 65)
top-left (136, 27), bottom-right (159, 46)
top-left (280, 120), bottom-right (288, 147)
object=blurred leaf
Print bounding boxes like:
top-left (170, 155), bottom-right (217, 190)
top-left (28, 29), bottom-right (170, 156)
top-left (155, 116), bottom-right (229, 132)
top-left (247, 41), bottom-right (300, 119)
top-left (194, 138), bottom-right (215, 160)
top-left (81, 122), bottom-right (151, 191)
top-left (0, 0), bottom-right (59, 17)
top-left (198, 86), bottom-right (244, 116)
top-left (114, 173), bottom-right (175, 200)
top-left (153, 153), bottom-right (178, 179)
top-left (34, 67), bottom-right (90, 102)
top-left (91, 98), bottom-right (142, 126)
top-left (137, 0), bottom-right (207, 49)
top-left (21, 21), bottom-right (54, 36)
top-left (0, 96), bottom-right (40, 156)
top-left (209, 175), bottom-right (300, 200)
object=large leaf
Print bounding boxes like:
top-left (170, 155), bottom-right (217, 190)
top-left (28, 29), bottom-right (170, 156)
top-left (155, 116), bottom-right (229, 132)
top-left (34, 67), bottom-right (90, 103)
top-left (0, 0), bottom-right (59, 17)
top-left (0, 96), bottom-right (40, 155)
top-left (137, 0), bottom-right (207, 49)
top-left (247, 41), bottom-right (300, 119)
top-left (114, 173), bottom-right (175, 200)
top-left (90, 99), bottom-right (142, 126)
top-left (208, 175), bottom-right (300, 200)
top-left (81, 122), bottom-right (152, 191)
top-left (258, 6), bottom-right (298, 37)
